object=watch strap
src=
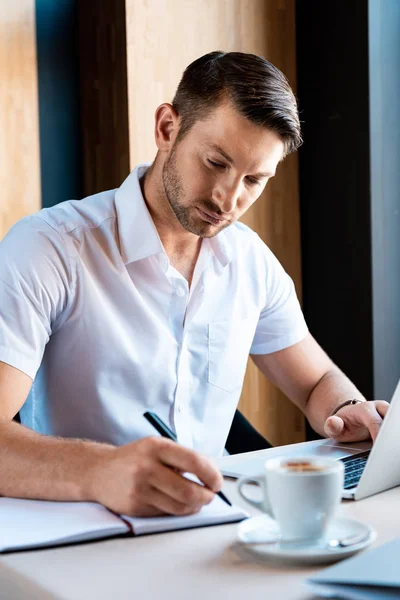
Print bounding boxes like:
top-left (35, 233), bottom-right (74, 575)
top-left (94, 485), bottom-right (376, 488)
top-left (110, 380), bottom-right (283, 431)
top-left (331, 399), bottom-right (364, 417)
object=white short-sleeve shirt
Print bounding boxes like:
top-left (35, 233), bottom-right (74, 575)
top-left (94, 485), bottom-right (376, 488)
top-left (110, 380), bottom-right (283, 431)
top-left (0, 164), bottom-right (308, 457)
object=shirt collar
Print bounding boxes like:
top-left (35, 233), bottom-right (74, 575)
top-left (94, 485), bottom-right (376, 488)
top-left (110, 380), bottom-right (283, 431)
top-left (115, 164), bottom-right (164, 265)
top-left (115, 163), bottom-right (233, 269)
top-left (208, 230), bottom-right (233, 269)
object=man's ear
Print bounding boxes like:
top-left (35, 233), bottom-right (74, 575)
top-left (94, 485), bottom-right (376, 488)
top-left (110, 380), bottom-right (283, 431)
top-left (154, 103), bottom-right (180, 152)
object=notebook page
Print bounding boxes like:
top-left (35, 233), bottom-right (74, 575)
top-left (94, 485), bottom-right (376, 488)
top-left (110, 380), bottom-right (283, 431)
top-left (0, 498), bottom-right (128, 552)
top-left (124, 494), bottom-right (249, 535)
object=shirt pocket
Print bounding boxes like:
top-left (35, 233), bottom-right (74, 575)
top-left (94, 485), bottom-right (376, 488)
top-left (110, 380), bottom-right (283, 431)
top-left (208, 318), bottom-right (256, 393)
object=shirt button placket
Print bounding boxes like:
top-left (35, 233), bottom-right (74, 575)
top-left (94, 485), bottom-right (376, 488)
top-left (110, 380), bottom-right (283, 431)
top-left (172, 282), bottom-right (192, 447)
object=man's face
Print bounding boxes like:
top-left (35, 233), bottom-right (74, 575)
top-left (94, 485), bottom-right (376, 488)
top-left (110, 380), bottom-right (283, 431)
top-left (161, 101), bottom-right (285, 238)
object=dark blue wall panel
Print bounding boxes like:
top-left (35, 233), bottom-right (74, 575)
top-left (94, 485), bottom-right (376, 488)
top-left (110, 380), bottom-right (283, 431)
top-left (35, 0), bottom-right (82, 207)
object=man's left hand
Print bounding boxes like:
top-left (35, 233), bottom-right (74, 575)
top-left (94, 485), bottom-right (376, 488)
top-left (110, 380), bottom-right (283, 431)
top-left (324, 400), bottom-right (390, 443)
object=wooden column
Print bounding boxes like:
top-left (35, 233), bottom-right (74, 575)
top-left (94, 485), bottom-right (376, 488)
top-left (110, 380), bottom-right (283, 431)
top-left (78, 0), bottom-right (130, 196)
top-left (0, 1), bottom-right (41, 239)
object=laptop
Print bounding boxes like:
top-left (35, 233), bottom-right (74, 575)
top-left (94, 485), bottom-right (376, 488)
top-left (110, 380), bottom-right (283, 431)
top-left (217, 378), bottom-right (400, 501)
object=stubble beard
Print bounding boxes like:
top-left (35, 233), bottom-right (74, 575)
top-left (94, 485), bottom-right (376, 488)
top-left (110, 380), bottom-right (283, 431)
top-left (161, 149), bottom-right (231, 238)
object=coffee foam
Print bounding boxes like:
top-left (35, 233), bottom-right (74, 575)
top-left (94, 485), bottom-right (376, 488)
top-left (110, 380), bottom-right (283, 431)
top-left (280, 461), bottom-right (327, 473)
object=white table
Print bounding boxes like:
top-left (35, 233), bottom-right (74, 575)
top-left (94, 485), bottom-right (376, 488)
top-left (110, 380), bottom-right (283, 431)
top-left (1, 471), bottom-right (399, 600)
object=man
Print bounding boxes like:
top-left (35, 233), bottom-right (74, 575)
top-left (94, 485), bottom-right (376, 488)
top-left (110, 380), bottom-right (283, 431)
top-left (0, 51), bottom-right (388, 518)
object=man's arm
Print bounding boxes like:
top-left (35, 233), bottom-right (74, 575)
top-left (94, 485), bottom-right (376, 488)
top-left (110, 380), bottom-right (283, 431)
top-left (251, 333), bottom-right (389, 442)
top-left (0, 361), bottom-right (222, 516)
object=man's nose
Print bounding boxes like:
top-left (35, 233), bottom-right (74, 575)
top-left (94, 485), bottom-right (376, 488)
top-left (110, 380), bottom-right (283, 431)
top-left (212, 178), bottom-right (242, 214)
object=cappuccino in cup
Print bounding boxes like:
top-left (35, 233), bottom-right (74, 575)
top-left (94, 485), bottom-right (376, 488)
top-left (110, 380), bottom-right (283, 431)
top-left (238, 456), bottom-right (344, 542)
top-left (280, 460), bottom-right (327, 473)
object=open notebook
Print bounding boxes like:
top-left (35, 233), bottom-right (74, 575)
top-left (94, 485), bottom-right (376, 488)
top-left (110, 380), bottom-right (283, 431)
top-left (0, 495), bottom-right (248, 553)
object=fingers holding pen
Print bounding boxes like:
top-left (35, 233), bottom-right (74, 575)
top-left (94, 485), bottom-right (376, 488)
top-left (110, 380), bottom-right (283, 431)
top-left (148, 461), bottom-right (216, 509)
top-left (158, 438), bottom-right (223, 494)
top-left (131, 485), bottom-right (204, 518)
top-left (142, 438), bottom-right (223, 515)
top-left (143, 411), bottom-right (224, 494)
top-left (90, 436), bottom-right (223, 517)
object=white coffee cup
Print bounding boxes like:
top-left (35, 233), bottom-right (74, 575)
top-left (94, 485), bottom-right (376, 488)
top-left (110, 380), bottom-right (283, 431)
top-left (237, 456), bottom-right (344, 542)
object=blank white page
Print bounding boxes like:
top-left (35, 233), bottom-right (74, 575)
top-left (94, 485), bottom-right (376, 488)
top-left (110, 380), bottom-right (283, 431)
top-left (124, 494), bottom-right (249, 535)
top-left (0, 498), bottom-right (128, 552)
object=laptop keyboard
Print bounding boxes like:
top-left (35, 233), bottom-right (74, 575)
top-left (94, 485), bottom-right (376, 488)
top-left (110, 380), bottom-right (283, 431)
top-left (341, 451), bottom-right (370, 489)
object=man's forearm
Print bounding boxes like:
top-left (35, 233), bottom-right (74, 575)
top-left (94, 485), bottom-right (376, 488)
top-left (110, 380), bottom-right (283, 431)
top-left (304, 367), bottom-right (366, 436)
top-left (0, 419), bottom-right (114, 501)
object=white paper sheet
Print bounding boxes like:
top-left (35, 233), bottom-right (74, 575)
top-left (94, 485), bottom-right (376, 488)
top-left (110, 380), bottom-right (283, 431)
top-left (0, 498), bottom-right (127, 552)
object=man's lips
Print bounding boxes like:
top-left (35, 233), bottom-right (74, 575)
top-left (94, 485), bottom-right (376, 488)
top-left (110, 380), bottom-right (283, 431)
top-left (197, 207), bottom-right (226, 225)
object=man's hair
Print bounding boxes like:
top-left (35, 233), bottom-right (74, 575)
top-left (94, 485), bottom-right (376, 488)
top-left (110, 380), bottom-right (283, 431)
top-left (172, 51), bottom-right (302, 155)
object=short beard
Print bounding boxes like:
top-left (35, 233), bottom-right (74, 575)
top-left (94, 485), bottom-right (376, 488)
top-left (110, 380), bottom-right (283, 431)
top-left (161, 147), bottom-right (230, 238)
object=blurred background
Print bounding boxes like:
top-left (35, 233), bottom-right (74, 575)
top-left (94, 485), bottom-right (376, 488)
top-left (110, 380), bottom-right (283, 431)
top-left (1, 0), bottom-right (399, 446)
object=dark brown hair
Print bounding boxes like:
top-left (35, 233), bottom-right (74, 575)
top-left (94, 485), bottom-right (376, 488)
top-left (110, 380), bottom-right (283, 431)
top-left (172, 51), bottom-right (302, 155)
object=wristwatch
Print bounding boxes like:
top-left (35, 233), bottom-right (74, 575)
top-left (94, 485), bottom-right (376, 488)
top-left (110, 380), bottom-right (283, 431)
top-left (331, 399), bottom-right (364, 417)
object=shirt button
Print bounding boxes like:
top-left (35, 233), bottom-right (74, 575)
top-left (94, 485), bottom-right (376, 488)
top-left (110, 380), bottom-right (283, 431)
top-left (176, 288), bottom-right (185, 297)
top-left (177, 404), bottom-right (183, 412)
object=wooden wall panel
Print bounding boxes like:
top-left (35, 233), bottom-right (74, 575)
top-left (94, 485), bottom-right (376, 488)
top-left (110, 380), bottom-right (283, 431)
top-left (0, 1), bottom-right (41, 240)
top-left (124, 0), bottom-right (305, 446)
top-left (78, 0), bottom-right (130, 196)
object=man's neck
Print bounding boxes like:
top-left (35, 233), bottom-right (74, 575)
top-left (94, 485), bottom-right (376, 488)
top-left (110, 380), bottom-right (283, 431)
top-left (140, 162), bottom-right (202, 284)
top-left (168, 242), bottom-right (202, 286)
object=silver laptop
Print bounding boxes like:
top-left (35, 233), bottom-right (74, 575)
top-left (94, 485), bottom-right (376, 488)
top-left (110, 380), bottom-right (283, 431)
top-left (218, 378), bottom-right (400, 501)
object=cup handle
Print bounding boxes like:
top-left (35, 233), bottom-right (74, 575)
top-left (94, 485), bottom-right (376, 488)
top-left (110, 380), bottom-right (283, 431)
top-left (237, 474), bottom-right (273, 518)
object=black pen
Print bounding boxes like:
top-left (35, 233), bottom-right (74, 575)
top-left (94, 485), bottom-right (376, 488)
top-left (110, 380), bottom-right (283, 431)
top-left (143, 411), bottom-right (232, 507)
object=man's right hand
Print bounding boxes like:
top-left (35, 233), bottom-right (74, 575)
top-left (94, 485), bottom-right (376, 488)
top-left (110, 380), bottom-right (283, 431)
top-left (88, 436), bottom-right (224, 517)
top-left (0, 361), bottom-right (222, 515)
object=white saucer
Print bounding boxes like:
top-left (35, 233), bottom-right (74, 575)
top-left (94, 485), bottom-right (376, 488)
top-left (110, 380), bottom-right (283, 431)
top-left (235, 515), bottom-right (376, 566)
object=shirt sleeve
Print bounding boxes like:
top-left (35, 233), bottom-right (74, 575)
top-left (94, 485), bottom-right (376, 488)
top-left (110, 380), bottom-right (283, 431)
top-left (0, 215), bottom-right (74, 379)
top-left (250, 236), bottom-right (308, 355)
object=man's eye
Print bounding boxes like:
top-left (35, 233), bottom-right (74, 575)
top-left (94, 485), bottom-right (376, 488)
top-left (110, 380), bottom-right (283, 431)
top-left (246, 177), bottom-right (259, 185)
top-left (207, 159), bottom-right (225, 169)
